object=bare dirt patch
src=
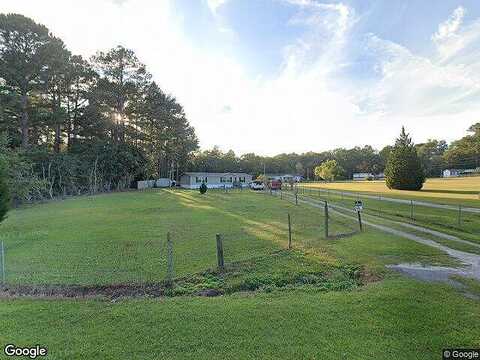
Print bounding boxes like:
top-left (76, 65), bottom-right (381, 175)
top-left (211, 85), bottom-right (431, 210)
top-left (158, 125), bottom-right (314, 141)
top-left (0, 283), bottom-right (167, 299)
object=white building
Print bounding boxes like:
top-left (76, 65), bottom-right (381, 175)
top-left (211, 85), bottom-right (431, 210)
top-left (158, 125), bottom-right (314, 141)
top-left (353, 173), bottom-right (373, 181)
top-left (180, 172), bottom-right (253, 189)
top-left (443, 169), bottom-right (478, 178)
top-left (137, 178), bottom-right (172, 189)
top-left (352, 172), bottom-right (385, 181)
top-left (265, 174), bottom-right (303, 183)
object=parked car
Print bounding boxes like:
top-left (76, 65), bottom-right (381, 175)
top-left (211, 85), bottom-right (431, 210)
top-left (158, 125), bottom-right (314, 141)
top-left (269, 179), bottom-right (282, 190)
top-left (249, 181), bottom-right (265, 190)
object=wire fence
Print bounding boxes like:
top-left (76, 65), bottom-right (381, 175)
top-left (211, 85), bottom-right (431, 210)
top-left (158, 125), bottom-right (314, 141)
top-left (268, 189), bottom-right (361, 239)
top-left (294, 185), bottom-right (480, 241)
top-left (0, 189), bottom-right (361, 287)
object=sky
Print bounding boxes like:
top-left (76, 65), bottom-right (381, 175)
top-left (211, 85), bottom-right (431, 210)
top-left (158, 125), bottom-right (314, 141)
top-left (1, 0), bottom-right (480, 155)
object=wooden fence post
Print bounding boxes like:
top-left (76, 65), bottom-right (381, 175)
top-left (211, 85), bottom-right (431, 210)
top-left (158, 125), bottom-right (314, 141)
top-left (357, 211), bottom-right (363, 232)
top-left (216, 234), bottom-right (224, 270)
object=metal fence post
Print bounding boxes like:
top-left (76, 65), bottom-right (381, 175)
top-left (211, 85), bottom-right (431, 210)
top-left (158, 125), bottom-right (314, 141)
top-left (324, 202), bottom-right (329, 239)
top-left (458, 205), bottom-right (462, 226)
top-left (410, 200), bottom-right (414, 220)
top-left (166, 232), bottom-right (174, 287)
top-left (288, 213), bottom-right (292, 249)
top-left (295, 193), bottom-right (298, 205)
top-left (216, 234), bottom-right (224, 269)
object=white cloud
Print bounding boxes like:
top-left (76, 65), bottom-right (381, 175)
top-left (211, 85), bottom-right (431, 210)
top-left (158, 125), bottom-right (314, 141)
top-left (364, 34), bottom-right (480, 115)
top-left (432, 6), bottom-right (467, 60)
top-left (207, 0), bottom-right (228, 15)
top-left (433, 6), bottom-right (465, 42)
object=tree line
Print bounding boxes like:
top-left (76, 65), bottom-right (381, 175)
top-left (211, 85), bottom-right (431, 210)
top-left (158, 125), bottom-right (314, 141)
top-left (189, 124), bottom-right (480, 180)
top-left (0, 14), bottom-right (198, 203)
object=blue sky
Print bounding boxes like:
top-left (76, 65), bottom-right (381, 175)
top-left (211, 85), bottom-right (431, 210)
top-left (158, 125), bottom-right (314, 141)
top-left (2, 0), bottom-right (480, 154)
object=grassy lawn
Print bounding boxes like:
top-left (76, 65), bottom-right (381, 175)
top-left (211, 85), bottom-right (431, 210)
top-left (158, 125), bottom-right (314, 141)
top-left (1, 278), bottom-right (479, 360)
top-left (1, 189), bottom-right (479, 359)
top-left (304, 177), bottom-right (480, 205)
top-left (1, 189), bottom-right (457, 285)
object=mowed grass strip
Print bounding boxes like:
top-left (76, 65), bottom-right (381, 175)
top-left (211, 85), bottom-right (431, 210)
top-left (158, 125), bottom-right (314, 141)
top-left (1, 189), bottom-right (459, 285)
top-left (304, 177), bottom-right (480, 205)
top-left (0, 278), bottom-right (479, 360)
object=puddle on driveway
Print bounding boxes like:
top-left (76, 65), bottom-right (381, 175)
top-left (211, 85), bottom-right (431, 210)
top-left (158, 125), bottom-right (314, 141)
top-left (387, 263), bottom-right (480, 299)
top-left (387, 263), bottom-right (467, 283)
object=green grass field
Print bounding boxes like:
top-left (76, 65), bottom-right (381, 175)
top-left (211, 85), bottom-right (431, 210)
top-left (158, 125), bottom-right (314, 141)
top-left (304, 177), bottom-right (480, 205)
top-left (1, 279), bottom-right (479, 360)
top-left (1, 189), bottom-right (479, 359)
top-left (1, 189), bottom-right (458, 285)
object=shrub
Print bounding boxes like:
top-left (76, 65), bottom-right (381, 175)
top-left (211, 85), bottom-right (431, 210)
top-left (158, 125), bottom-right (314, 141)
top-left (385, 127), bottom-right (425, 191)
top-left (199, 182), bottom-right (207, 194)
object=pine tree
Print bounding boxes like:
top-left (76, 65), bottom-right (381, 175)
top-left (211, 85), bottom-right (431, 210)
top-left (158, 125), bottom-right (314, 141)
top-left (385, 127), bottom-right (425, 190)
top-left (0, 162), bottom-right (9, 223)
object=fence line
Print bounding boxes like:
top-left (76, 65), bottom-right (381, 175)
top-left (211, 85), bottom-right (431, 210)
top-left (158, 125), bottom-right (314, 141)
top-left (287, 185), bottom-right (480, 238)
top-left (296, 185), bottom-right (480, 213)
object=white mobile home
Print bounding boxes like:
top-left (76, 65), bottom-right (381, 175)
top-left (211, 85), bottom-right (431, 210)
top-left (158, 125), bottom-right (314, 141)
top-left (180, 172), bottom-right (253, 189)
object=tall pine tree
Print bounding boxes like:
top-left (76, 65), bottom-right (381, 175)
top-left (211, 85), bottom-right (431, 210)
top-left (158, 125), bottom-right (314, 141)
top-left (385, 127), bottom-right (425, 190)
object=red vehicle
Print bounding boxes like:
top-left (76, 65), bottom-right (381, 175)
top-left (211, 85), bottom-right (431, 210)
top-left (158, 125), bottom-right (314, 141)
top-left (269, 179), bottom-right (282, 190)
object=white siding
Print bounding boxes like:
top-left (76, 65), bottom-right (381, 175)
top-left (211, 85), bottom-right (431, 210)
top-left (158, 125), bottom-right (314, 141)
top-left (180, 173), bottom-right (253, 189)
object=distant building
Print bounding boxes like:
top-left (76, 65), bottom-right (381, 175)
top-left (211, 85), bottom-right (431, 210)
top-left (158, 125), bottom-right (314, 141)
top-left (265, 174), bottom-right (303, 183)
top-left (137, 178), bottom-right (172, 190)
top-left (352, 173), bottom-right (385, 181)
top-left (443, 169), bottom-right (459, 178)
top-left (442, 169), bottom-right (478, 178)
top-left (180, 172), bottom-right (253, 189)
